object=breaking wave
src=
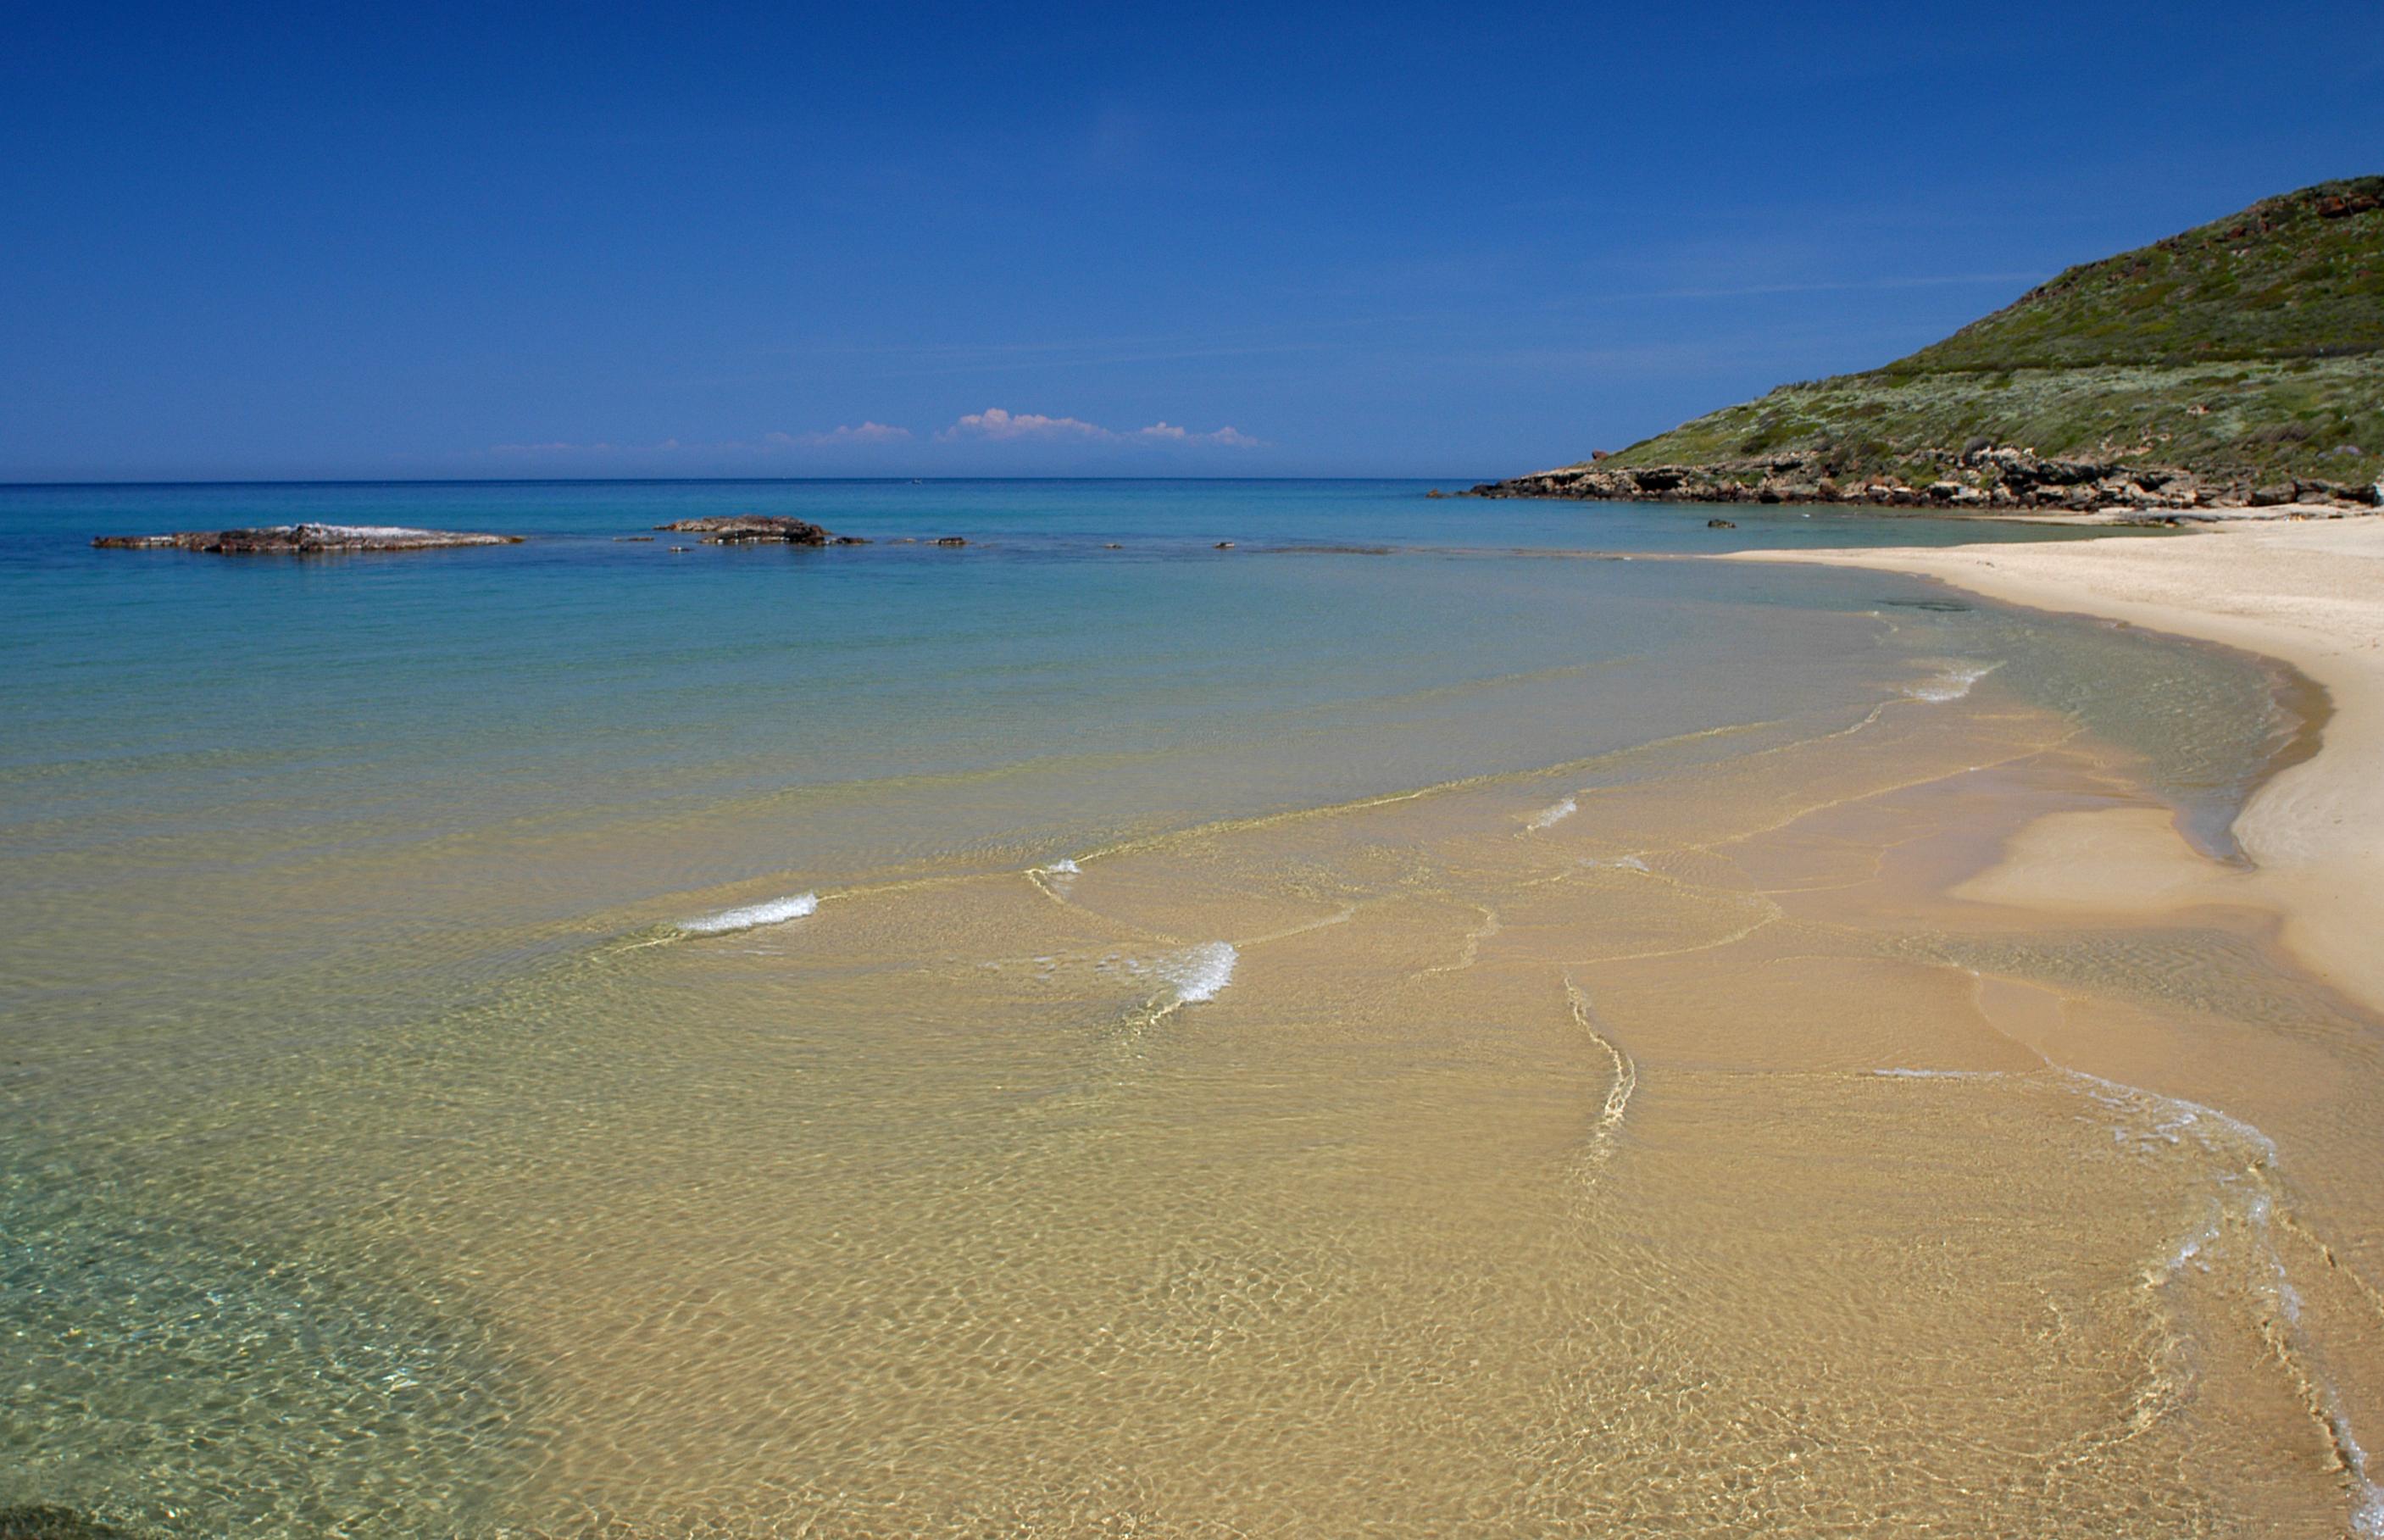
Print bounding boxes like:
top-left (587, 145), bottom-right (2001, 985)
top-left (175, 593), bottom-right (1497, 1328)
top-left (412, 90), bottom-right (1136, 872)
top-left (1903, 660), bottom-right (2002, 703)
top-left (679, 892), bottom-right (819, 935)
top-left (1527, 796), bottom-right (1577, 831)
top-left (1155, 942), bottom-right (1237, 1004)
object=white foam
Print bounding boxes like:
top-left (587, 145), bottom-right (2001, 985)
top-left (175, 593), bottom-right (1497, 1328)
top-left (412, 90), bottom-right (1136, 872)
top-left (1043, 858), bottom-right (1081, 875)
top-left (1527, 796), bottom-right (1577, 831)
top-left (1155, 942), bottom-right (1237, 1004)
top-left (303, 522), bottom-right (445, 539)
top-left (1903, 660), bottom-right (2002, 703)
top-left (1873, 1066), bottom-right (2001, 1079)
top-left (679, 891), bottom-right (818, 935)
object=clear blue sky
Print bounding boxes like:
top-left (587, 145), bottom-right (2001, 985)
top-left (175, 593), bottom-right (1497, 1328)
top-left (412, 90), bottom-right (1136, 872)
top-left (4, 2), bottom-right (2377, 481)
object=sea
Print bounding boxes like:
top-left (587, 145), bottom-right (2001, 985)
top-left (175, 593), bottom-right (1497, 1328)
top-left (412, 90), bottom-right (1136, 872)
top-left (4, 480), bottom-right (2377, 1537)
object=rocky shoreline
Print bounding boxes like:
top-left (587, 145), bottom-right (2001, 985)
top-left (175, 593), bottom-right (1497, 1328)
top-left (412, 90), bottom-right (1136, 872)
top-left (1470, 448), bottom-right (2384, 517)
top-left (94, 523), bottom-right (522, 553)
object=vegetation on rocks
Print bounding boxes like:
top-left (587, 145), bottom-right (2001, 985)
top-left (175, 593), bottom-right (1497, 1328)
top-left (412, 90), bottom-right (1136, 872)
top-left (1480, 177), bottom-right (2384, 509)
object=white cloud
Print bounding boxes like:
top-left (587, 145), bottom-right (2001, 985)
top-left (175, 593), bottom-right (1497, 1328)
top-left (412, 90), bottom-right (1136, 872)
top-left (492, 424), bottom-right (913, 456)
top-left (1135, 421), bottom-right (1261, 446)
top-left (491, 412), bottom-right (1260, 459)
top-left (784, 421), bottom-right (914, 447)
top-left (937, 407), bottom-right (1112, 442)
top-left (940, 408), bottom-right (1264, 448)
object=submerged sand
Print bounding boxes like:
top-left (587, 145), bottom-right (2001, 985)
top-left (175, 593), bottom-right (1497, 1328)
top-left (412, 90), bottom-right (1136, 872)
top-left (136, 659), bottom-right (2377, 1534)
top-left (19, 531), bottom-right (2384, 1535)
top-left (1731, 518), bottom-right (2384, 1016)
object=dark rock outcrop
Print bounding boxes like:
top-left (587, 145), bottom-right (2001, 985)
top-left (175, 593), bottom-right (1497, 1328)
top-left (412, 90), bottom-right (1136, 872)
top-left (1470, 447), bottom-right (2384, 515)
top-left (94, 523), bottom-right (521, 553)
top-left (653, 515), bottom-right (857, 545)
top-left (931, 536), bottom-right (968, 547)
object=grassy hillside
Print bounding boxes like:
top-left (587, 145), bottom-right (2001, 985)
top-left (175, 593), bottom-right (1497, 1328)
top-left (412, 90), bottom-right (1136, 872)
top-left (1895, 177), bottom-right (2383, 371)
top-left (1580, 178), bottom-right (2384, 498)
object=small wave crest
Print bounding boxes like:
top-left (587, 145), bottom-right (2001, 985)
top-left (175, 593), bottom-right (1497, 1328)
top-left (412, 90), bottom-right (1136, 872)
top-left (679, 892), bottom-right (819, 935)
top-left (1873, 1066), bottom-right (2001, 1079)
top-left (1903, 660), bottom-right (2002, 703)
top-left (1043, 858), bottom-right (1081, 875)
top-left (1527, 796), bottom-right (1578, 831)
top-left (311, 523), bottom-right (445, 540)
top-left (1155, 942), bottom-right (1237, 1004)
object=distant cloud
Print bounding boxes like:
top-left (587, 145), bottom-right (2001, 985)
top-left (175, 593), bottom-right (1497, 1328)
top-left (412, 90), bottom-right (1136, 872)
top-left (490, 412), bottom-right (1260, 459)
top-left (937, 407), bottom-right (1111, 442)
top-left (493, 424), bottom-right (913, 457)
top-left (939, 408), bottom-right (1264, 448)
top-left (1132, 421), bottom-right (1264, 446)
top-left (770, 421), bottom-right (914, 447)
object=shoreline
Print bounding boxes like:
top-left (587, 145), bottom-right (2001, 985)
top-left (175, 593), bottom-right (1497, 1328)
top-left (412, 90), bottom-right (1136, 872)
top-left (1726, 517), bottom-right (2384, 1015)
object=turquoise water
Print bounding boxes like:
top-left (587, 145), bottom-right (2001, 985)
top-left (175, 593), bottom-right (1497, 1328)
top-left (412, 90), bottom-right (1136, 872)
top-left (0, 480), bottom-right (2309, 1536)
top-left (2, 481), bottom-right (2209, 1017)
top-left (0, 478), bottom-right (2287, 1084)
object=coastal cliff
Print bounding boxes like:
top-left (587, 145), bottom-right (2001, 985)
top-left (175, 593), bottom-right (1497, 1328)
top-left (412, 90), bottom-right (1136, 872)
top-left (1475, 177), bottom-right (2384, 514)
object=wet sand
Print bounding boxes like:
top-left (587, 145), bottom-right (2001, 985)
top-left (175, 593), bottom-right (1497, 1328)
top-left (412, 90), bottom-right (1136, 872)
top-left (229, 674), bottom-right (2384, 1534)
top-left (1731, 518), bottom-right (2384, 1015)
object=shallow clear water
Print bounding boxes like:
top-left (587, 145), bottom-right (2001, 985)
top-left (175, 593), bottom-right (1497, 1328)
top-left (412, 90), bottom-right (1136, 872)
top-left (2, 480), bottom-right (2363, 1537)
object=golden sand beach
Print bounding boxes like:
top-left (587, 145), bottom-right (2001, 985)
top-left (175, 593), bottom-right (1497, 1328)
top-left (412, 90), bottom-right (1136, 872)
top-left (1735, 517), bottom-right (2384, 1017)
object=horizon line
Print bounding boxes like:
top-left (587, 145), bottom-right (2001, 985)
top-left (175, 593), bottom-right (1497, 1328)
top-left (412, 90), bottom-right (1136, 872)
top-left (0, 473), bottom-right (1494, 492)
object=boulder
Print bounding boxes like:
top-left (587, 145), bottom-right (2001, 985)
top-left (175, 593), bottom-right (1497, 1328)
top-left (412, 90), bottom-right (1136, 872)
top-left (2295, 478), bottom-right (2382, 507)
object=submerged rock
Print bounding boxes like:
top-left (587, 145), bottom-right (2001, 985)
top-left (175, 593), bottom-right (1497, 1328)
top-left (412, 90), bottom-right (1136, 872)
top-left (0, 1506), bottom-right (144, 1540)
top-left (1707, 518), bottom-right (1737, 528)
top-left (0, 1504), bottom-right (145, 1539)
top-left (93, 523), bottom-right (520, 553)
top-left (652, 514), bottom-right (853, 545)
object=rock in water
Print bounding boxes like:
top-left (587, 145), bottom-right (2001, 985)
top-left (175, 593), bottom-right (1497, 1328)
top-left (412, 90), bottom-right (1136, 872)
top-left (652, 514), bottom-right (851, 545)
top-left (93, 523), bottom-right (521, 553)
top-left (1707, 518), bottom-right (1737, 528)
top-left (0, 1504), bottom-right (142, 1539)
top-left (931, 536), bottom-right (968, 547)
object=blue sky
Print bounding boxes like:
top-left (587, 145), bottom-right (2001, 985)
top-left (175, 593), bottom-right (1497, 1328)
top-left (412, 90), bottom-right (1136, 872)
top-left (4, 2), bottom-right (2378, 481)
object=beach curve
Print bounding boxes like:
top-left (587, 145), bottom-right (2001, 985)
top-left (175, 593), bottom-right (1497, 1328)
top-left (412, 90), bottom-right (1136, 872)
top-left (1726, 518), bottom-right (2384, 1015)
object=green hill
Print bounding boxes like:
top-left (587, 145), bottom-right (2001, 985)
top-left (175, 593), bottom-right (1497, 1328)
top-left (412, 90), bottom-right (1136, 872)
top-left (1478, 177), bottom-right (2384, 511)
